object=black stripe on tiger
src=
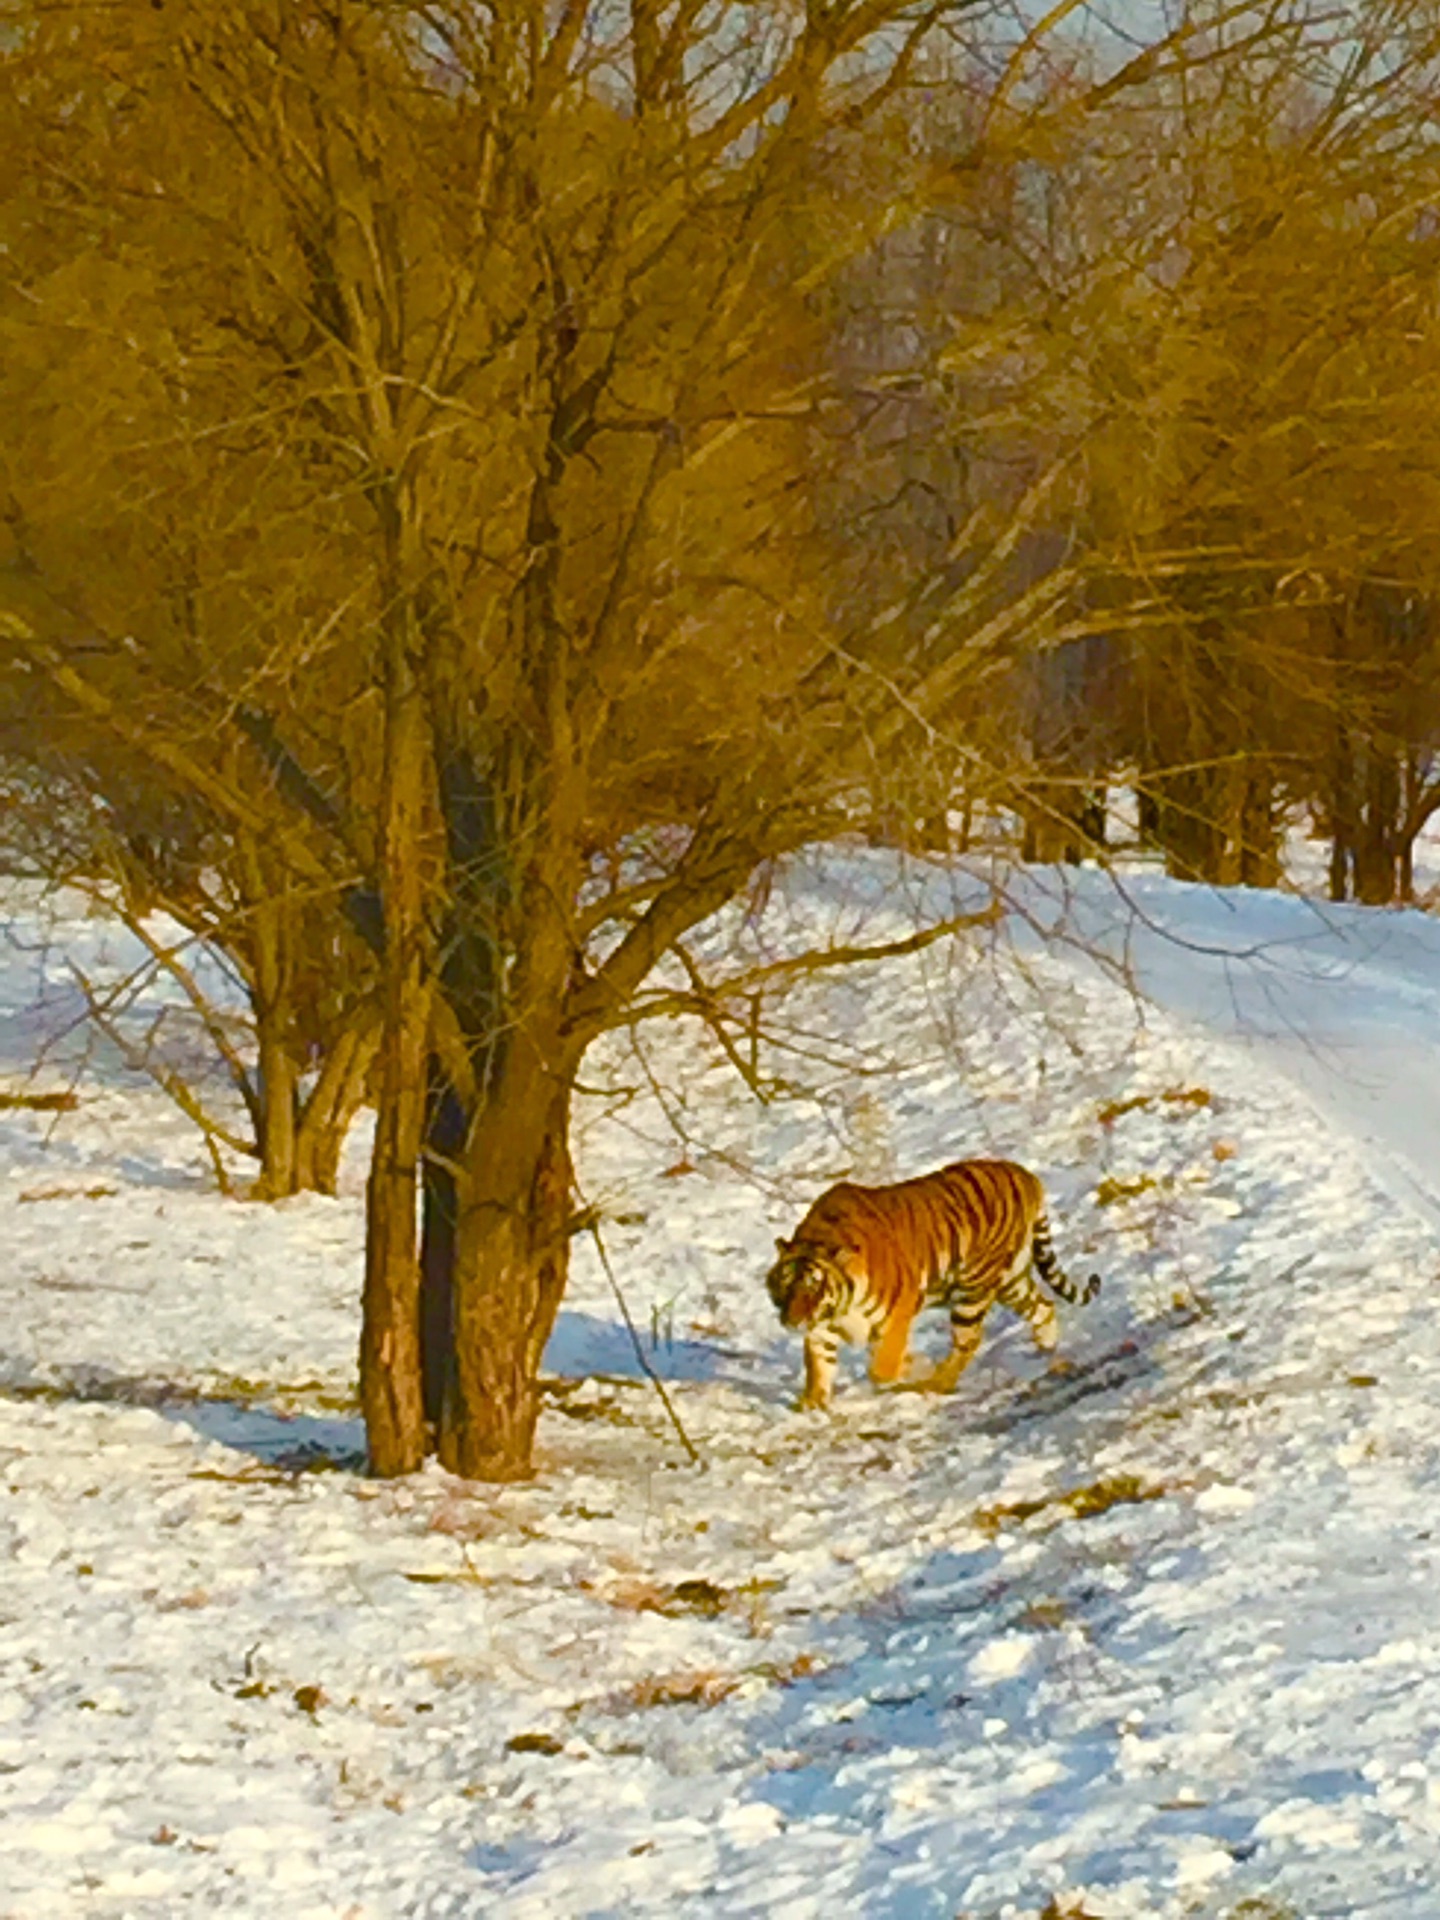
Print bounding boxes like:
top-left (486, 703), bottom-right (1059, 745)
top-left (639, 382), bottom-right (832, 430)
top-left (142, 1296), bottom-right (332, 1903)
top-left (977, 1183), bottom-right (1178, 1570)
top-left (766, 1155), bottom-right (1102, 1409)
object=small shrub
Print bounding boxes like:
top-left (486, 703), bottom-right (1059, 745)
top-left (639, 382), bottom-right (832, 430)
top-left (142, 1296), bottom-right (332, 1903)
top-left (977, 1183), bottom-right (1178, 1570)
top-left (588, 1652), bottom-right (823, 1716)
top-left (1097, 1086), bottom-right (1212, 1126)
top-left (1019, 1597), bottom-right (1069, 1631)
top-left (975, 1474), bottom-right (1170, 1537)
top-left (1064, 1473), bottom-right (1164, 1519)
top-left (667, 1577), bottom-right (729, 1616)
top-left (615, 1670), bottom-right (741, 1711)
top-left (1162, 1085), bottom-right (1213, 1110)
top-left (505, 1731), bottom-right (566, 1756)
top-left (1095, 1174), bottom-right (1159, 1207)
top-left (1096, 1093), bottom-right (1151, 1126)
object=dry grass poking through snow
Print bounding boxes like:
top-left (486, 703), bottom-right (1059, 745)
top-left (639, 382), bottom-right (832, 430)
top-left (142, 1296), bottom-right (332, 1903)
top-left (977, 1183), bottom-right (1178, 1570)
top-left (583, 1652), bottom-right (828, 1716)
top-left (972, 1472), bottom-right (1176, 1537)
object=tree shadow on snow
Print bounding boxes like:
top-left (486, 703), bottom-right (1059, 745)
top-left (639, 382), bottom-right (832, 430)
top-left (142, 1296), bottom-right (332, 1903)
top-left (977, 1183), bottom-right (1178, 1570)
top-left (0, 1311), bottom-right (730, 1485)
top-left (0, 1359), bottom-right (365, 1472)
top-left (0, 1119), bottom-right (215, 1191)
top-left (541, 1308), bottom-right (729, 1384)
top-left (712, 1496), bottom-right (1383, 1919)
top-left (548, 1303), bottom-right (1321, 1917)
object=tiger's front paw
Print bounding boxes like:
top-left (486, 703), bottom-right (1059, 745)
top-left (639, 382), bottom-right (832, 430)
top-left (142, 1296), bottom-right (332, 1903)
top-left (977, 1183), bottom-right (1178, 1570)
top-left (794, 1389), bottom-right (833, 1413)
top-left (884, 1356), bottom-right (938, 1393)
top-left (869, 1350), bottom-right (918, 1392)
top-left (876, 1374), bottom-right (925, 1395)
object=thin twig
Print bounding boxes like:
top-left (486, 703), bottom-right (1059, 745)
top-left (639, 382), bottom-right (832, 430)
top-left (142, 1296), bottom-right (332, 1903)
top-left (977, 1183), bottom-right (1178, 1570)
top-left (674, 939), bottom-right (772, 1103)
top-left (113, 909), bottom-right (261, 1128)
top-left (578, 1197), bottom-right (703, 1471)
top-left (68, 961), bottom-right (252, 1181)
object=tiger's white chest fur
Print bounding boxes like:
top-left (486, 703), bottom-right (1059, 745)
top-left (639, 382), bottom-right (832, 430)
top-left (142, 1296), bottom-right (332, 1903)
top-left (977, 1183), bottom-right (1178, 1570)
top-left (828, 1302), bottom-right (880, 1346)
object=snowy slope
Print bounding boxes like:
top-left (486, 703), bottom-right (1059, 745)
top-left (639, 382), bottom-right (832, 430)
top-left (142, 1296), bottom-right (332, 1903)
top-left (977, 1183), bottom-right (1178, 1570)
top-left (1013, 863), bottom-right (1440, 1234)
top-left (3, 861), bottom-right (1440, 1918)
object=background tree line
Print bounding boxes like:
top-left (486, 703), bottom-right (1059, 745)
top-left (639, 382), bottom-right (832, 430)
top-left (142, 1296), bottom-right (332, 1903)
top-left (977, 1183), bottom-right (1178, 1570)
top-left (3, 0), bottom-right (1437, 1481)
top-left (929, 1), bottom-right (1440, 900)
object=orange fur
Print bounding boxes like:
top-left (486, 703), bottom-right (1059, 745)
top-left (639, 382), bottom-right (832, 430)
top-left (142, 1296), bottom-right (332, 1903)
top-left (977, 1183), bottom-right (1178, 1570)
top-left (769, 1157), bottom-right (1095, 1407)
top-left (786, 1158), bottom-right (1044, 1322)
top-left (869, 1299), bottom-right (920, 1384)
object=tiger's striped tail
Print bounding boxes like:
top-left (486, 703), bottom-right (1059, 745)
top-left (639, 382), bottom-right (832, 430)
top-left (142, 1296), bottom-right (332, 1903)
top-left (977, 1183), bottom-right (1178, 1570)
top-left (1032, 1214), bottom-right (1101, 1305)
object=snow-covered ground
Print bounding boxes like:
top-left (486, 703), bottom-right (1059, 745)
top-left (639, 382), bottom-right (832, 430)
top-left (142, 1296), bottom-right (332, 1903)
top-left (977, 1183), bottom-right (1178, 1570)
top-left (5, 855), bottom-right (1440, 1917)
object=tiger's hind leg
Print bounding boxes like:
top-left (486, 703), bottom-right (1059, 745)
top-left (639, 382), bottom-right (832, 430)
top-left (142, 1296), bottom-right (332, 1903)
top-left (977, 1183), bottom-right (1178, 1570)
top-left (904, 1307), bottom-right (986, 1394)
top-left (997, 1266), bottom-right (1059, 1352)
top-left (868, 1296), bottom-right (920, 1388)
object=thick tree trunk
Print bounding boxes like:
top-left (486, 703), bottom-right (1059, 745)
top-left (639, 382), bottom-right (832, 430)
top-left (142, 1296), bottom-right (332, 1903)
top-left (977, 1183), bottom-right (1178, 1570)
top-left (416, 742), bottom-right (509, 1439)
top-left (1398, 754), bottom-right (1421, 904)
top-left (1152, 768), bottom-right (1226, 883)
top-left (253, 1023), bottom-right (299, 1199)
top-left (1354, 749), bottom-right (1401, 905)
top-left (246, 878), bottom-right (301, 1199)
top-left (428, 319), bottom-right (587, 1481)
top-left (1328, 835), bottom-right (1351, 902)
top-left (440, 1065), bottom-right (573, 1483)
top-left (1327, 730), bottom-right (1353, 901)
top-left (1077, 786), bottom-right (1107, 853)
top-left (420, 1069), bottom-right (468, 1432)
top-left (1020, 780), bottom-right (1100, 865)
top-left (358, 603), bottom-right (432, 1478)
top-left (1233, 767), bottom-right (1280, 888)
top-left (1137, 785), bottom-right (1161, 847)
top-left (362, 1051), bottom-right (428, 1474)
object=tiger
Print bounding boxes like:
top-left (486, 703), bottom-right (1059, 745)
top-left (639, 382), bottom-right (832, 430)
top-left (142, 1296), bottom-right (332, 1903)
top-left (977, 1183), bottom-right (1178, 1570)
top-left (766, 1157), bottom-right (1100, 1410)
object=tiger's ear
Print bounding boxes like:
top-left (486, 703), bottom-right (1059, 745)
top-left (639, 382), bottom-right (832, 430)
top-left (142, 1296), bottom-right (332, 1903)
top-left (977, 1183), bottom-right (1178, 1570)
top-left (774, 1236), bottom-right (790, 1255)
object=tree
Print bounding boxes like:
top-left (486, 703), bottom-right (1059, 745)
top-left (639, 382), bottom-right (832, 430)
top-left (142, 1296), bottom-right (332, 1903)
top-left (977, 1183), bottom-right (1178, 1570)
top-left (0, 722), bottom-right (380, 1196)
top-left (1, 0), bottom-right (1266, 1479)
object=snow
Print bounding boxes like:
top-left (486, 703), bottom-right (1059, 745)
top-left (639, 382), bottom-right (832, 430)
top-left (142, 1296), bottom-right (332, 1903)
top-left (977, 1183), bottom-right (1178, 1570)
top-left (4, 854), bottom-right (1440, 1914)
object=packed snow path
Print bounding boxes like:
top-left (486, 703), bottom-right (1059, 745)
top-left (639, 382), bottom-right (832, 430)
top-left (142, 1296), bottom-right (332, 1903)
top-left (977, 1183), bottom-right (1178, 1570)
top-left (1024, 866), bottom-right (1440, 1234)
top-left (3, 862), bottom-right (1440, 1918)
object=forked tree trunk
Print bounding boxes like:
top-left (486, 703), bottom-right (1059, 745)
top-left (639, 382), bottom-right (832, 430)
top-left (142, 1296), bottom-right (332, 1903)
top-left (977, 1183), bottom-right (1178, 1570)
top-left (253, 1003), bottom-right (378, 1200)
top-left (439, 1064), bottom-right (573, 1482)
top-left (293, 1018), bottom-right (380, 1196)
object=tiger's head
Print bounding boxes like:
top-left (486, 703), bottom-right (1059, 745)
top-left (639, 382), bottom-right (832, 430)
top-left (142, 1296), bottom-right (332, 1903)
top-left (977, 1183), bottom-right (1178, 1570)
top-left (766, 1236), bottom-right (847, 1328)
